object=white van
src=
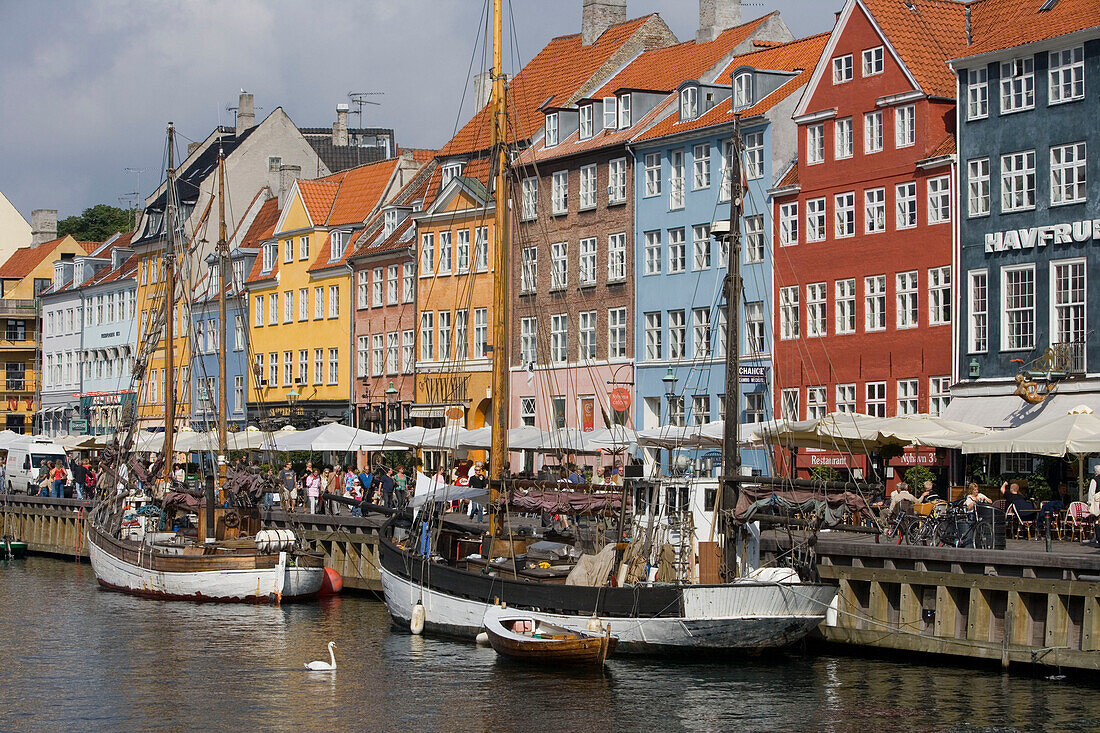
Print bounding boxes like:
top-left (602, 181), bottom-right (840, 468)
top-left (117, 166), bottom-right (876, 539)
top-left (5, 438), bottom-right (69, 494)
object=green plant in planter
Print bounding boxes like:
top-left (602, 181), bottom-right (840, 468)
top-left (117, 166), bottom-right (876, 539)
top-left (810, 465), bottom-right (841, 483)
top-left (904, 464), bottom-right (935, 490)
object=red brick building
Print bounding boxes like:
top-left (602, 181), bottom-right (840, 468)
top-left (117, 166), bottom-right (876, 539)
top-left (770, 0), bottom-right (967, 474)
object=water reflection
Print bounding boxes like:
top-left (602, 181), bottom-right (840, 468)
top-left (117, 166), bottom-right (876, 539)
top-left (2, 556), bottom-right (1099, 733)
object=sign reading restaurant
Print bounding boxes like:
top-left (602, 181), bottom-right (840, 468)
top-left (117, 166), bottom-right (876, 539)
top-left (984, 218), bottom-right (1100, 253)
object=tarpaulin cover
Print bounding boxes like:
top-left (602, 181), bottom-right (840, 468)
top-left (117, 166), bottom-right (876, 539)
top-left (496, 488), bottom-right (625, 514)
top-left (565, 542), bottom-right (618, 586)
top-left (734, 485), bottom-right (869, 526)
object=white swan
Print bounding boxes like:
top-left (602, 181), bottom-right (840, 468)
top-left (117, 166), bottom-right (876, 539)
top-left (304, 641), bottom-right (337, 671)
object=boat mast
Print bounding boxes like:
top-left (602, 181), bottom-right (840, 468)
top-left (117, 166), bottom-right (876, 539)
top-left (163, 123), bottom-right (178, 493)
top-left (720, 117), bottom-right (743, 580)
top-left (488, 0), bottom-right (509, 537)
top-left (214, 151), bottom-right (229, 543)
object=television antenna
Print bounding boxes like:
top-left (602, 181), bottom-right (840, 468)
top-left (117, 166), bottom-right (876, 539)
top-left (348, 92), bottom-right (384, 128)
top-left (120, 167), bottom-right (146, 230)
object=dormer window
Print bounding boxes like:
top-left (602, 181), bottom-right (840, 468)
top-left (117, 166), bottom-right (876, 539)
top-left (617, 94), bottom-right (631, 128)
top-left (579, 105), bottom-right (594, 139)
top-left (441, 162), bottom-right (463, 187)
top-left (680, 87), bottom-right (698, 120)
top-left (734, 73), bottom-right (752, 108)
top-left (384, 209), bottom-right (399, 236)
top-left (603, 97), bottom-right (617, 129)
top-left (53, 263), bottom-right (64, 289)
top-left (208, 262), bottom-right (220, 291)
top-left (545, 112), bottom-right (559, 146)
top-left (330, 230), bottom-right (348, 261)
top-left (261, 241), bottom-right (277, 273)
top-left (232, 259), bottom-right (245, 290)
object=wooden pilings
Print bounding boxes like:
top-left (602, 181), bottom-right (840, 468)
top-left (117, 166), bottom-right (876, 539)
top-left (0, 495), bottom-right (90, 559)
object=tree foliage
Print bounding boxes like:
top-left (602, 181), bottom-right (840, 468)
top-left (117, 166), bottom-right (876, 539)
top-left (57, 204), bottom-right (132, 242)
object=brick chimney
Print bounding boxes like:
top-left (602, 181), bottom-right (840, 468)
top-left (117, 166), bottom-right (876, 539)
top-left (279, 165), bottom-right (302, 209)
top-left (332, 103), bottom-right (349, 147)
top-left (31, 209), bottom-right (57, 246)
top-left (697, 0), bottom-right (741, 43)
top-left (582, 0), bottom-right (626, 46)
top-left (236, 91), bottom-right (255, 137)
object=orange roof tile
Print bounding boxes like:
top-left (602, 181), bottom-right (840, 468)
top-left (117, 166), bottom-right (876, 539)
top-left (322, 158), bottom-right (402, 226)
top-left (295, 179), bottom-right (341, 225)
top-left (440, 15), bottom-right (661, 157)
top-left (923, 134), bottom-right (957, 159)
top-left (775, 162), bottom-right (799, 188)
top-left (0, 237), bottom-right (97, 279)
top-left (398, 147), bottom-right (439, 164)
top-left (238, 197), bottom-right (281, 250)
top-left (962, 0), bottom-right (1100, 58)
top-left (861, 0), bottom-right (969, 99)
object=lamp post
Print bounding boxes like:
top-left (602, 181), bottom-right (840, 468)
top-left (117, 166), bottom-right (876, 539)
top-left (286, 387), bottom-right (299, 429)
top-left (385, 380), bottom-right (399, 432)
top-left (662, 366), bottom-right (678, 475)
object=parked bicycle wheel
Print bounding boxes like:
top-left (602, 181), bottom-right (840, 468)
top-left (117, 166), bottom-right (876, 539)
top-left (974, 522), bottom-right (995, 550)
top-left (906, 518), bottom-right (928, 546)
top-left (934, 521), bottom-right (959, 547)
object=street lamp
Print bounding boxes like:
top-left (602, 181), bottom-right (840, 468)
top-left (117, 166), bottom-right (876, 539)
top-left (286, 387), bottom-right (300, 406)
top-left (385, 380), bottom-right (399, 431)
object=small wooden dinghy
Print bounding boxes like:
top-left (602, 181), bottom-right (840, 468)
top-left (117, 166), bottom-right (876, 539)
top-left (482, 606), bottom-right (616, 666)
top-left (1, 536), bottom-right (28, 560)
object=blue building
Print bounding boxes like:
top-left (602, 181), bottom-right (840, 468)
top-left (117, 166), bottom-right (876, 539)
top-left (631, 35), bottom-right (826, 475)
top-left (947, 6), bottom-right (1100, 435)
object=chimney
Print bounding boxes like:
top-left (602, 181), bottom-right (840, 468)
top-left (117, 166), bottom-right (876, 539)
top-left (236, 91), bottom-right (255, 137)
top-left (31, 209), bottom-right (57, 246)
top-left (332, 103), bottom-right (349, 147)
top-left (279, 165), bottom-right (302, 209)
top-left (582, 0), bottom-right (627, 46)
top-left (697, 0), bottom-right (741, 43)
top-left (187, 141), bottom-right (202, 157)
top-left (473, 71), bottom-right (492, 109)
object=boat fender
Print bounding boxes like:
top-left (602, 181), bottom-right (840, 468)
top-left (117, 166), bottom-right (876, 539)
top-left (410, 602), bottom-right (426, 635)
top-left (475, 631), bottom-right (490, 646)
top-left (586, 615), bottom-right (604, 632)
top-left (319, 567), bottom-right (343, 596)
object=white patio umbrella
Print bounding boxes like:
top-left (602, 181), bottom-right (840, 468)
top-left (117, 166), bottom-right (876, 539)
top-left (504, 426), bottom-right (551, 451)
top-left (585, 424), bottom-right (638, 451)
top-left (762, 412), bottom-right (989, 451)
top-left (961, 405), bottom-right (1100, 457)
top-left (269, 423), bottom-right (387, 452)
top-left (636, 423), bottom-right (722, 450)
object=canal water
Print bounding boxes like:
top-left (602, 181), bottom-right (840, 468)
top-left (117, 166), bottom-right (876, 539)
top-left (1, 557), bottom-right (1097, 733)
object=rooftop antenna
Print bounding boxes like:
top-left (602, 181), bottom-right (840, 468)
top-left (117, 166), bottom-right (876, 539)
top-left (348, 92), bottom-right (384, 129)
top-left (122, 167), bottom-right (146, 231)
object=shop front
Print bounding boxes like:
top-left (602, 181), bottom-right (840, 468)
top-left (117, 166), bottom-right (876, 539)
top-left (78, 390), bottom-right (136, 435)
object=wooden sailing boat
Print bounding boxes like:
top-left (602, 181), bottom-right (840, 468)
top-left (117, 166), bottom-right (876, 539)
top-left (86, 125), bottom-right (324, 602)
top-left (483, 605), bottom-right (615, 666)
top-left (376, 4), bottom-right (837, 652)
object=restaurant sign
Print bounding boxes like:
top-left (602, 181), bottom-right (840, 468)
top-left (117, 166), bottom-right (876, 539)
top-left (888, 446), bottom-right (946, 467)
top-left (795, 452), bottom-right (866, 470)
top-left (984, 218), bottom-right (1100, 253)
top-left (738, 365), bottom-right (769, 384)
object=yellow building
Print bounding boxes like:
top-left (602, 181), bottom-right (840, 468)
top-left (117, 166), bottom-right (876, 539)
top-left (245, 158), bottom-right (421, 428)
top-left (0, 235), bottom-right (98, 432)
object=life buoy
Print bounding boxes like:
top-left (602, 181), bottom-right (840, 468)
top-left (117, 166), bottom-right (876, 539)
top-left (223, 510), bottom-right (240, 528)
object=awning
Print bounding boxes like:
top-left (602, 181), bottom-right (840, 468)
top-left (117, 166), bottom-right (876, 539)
top-left (943, 390), bottom-right (1100, 429)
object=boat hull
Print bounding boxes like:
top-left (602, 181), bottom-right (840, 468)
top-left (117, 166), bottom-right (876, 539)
top-left (87, 526), bottom-right (324, 603)
top-left (483, 608), bottom-right (616, 665)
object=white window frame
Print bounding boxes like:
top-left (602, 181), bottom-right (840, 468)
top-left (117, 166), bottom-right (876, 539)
top-left (744, 216), bottom-right (763, 265)
top-left (521, 177), bottom-right (538, 220)
top-left (667, 228), bottom-right (686, 274)
top-left (1001, 150), bottom-right (1036, 212)
top-left (927, 175), bottom-right (951, 224)
top-left (693, 224), bottom-right (711, 270)
top-left (578, 104), bottom-right (594, 139)
top-left (644, 231), bottom-right (661, 275)
top-left (579, 164), bottom-right (597, 210)
top-left (1048, 46), bottom-right (1084, 105)
top-left (1002, 264), bottom-right (1036, 351)
top-left (669, 149), bottom-right (685, 209)
top-left (607, 233), bottom-right (626, 282)
top-left (437, 231), bottom-right (452, 275)
top-left (835, 117), bottom-right (852, 160)
top-left (835, 279), bottom-right (856, 335)
top-left (864, 111), bottom-right (883, 154)
top-left (894, 104), bottom-right (915, 148)
top-left (832, 54), bottom-right (853, 84)
top-left (779, 202), bottom-right (798, 246)
top-left (550, 314), bottom-right (567, 364)
top-left (1000, 57), bottom-right (1035, 114)
top-left (896, 270), bottom-right (919, 329)
top-left (862, 46), bottom-right (884, 76)
top-left (693, 143), bottom-right (711, 189)
top-left (679, 87), bottom-right (698, 120)
top-left (744, 131), bottom-right (764, 180)
top-left (579, 237), bottom-right (597, 286)
top-left (967, 67), bottom-right (988, 120)
top-left (608, 307), bottom-right (627, 360)
top-left (806, 197), bottom-right (826, 242)
top-left (865, 275), bottom-right (886, 332)
top-left (835, 192), bottom-right (855, 238)
top-left (836, 383), bottom-right (857, 414)
top-left (420, 233), bottom-right (435, 276)
top-left (806, 282), bottom-right (827, 338)
top-left (551, 171), bottom-right (568, 214)
top-left (929, 377), bottom-right (950, 417)
top-left (865, 187), bottom-right (886, 233)
top-left (551, 241), bottom-right (567, 289)
top-left (644, 153), bottom-right (662, 197)
top-left (897, 379), bottom-right (919, 415)
top-left (520, 246), bottom-right (537, 293)
top-left (896, 181), bottom-right (917, 229)
top-left (1050, 258), bottom-right (1086, 348)
top-left (544, 112), bottom-right (559, 146)
top-left (806, 124), bottom-right (825, 165)
top-left (779, 286), bottom-right (800, 340)
top-left (866, 382), bottom-right (887, 418)
top-left (579, 310), bottom-right (597, 361)
top-left (968, 269), bottom-right (989, 354)
top-left (929, 266), bottom-right (951, 326)
top-left (608, 158), bottom-right (627, 203)
top-left (967, 158), bottom-right (990, 217)
top-left (644, 312), bottom-right (662, 361)
top-left (1050, 142), bottom-right (1086, 206)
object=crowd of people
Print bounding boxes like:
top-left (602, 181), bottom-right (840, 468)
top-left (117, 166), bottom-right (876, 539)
top-left (261, 460), bottom-right (411, 515)
top-left (23, 458), bottom-right (96, 500)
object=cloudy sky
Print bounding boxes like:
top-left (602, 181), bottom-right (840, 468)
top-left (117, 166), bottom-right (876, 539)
top-left (0, 0), bottom-right (841, 223)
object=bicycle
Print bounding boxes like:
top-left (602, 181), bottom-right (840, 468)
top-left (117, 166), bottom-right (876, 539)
top-left (934, 502), bottom-right (995, 549)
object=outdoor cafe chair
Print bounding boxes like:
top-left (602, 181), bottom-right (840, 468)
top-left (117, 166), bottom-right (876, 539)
top-left (1005, 503), bottom-right (1035, 540)
top-left (1064, 501), bottom-right (1092, 543)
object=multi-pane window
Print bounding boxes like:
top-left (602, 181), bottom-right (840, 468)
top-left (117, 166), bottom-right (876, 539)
top-left (544, 113), bottom-right (558, 146)
top-left (474, 226), bottom-right (489, 272)
top-left (403, 262), bottom-right (415, 302)
top-left (806, 282), bottom-right (827, 338)
top-left (551, 242), bottom-right (567, 289)
top-left (862, 46), bottom-right (884, 76)
top-left (969, 270), bottom-right (988, 353)
top-left (1052, 259), bottom-right (1085, 346)
top-left (299, 349), bottom-right (308, 384)
top-left (669, 150), bottom-right (685, 209)
top-left (836, 279), bottom-right (856, 334)
top-left (521, 247), bottom-right (537, 292)
top-left (1003, 266), bottom-right (1035, 350)
top-left (835, 117), bottom-right (853, 159)
top-left (864, 111), bottom-right (883, 153)
top-left (806, 197), bottom-right (826, 242)
top-left (645, 312), bottom-right (662, 360)
top-left (807, 386), bottom-right (827, 420)
top-left (644, 153), bottom-right (662, 197)
top-left (896, 181), bottom-right (917, 229)
top-left (781, 388), bottom-right (799, 422)
top-left (268, 293), bottom-right (278, 325)
top-left (520, 317), bottom-right (537, 364)
top-left (419, 312), bottom-right (434, 361)
top-left (692, 395), bottom-right (710, 425)
top-left (473, 308), bottom-right (488, 358)
top-left (929, 377), bottom-right (950, 417)
top-left (1000, 57), bottom-right (1035, 113)
top-left (387, 265), bottom-right (399, 305)
top-left (608, 307), bottom-right (627, 359)
top-left (836, 383), bottom-right (856, 414)
top-left (401, 330), bottom-right (414, 373)
top-left (779, 202), bottom-right (798, 246)
top-left (896, 271), bottom-right (919, 329)
top-left (550, 314), bottom-right (567, 363)
top-left (744, 216), bottom-right (763, 264)
top-left (1001, 150), bottom-right (1035, 211)
top-left (927, 176), bottom-right (951, 224)
top-left (454, 311), bottom-right (468, 360)
top-left (668, 310), bottom-right (686, 359)
top-left (720, 140), bottom-right (734, 201)
top-left (420, 233), bottom-right (434, 275)
top-left (644, 231), bottom-right (661, 275)
top-left (693, 143), bottom-right (710, 189)
top-left (269, 352), bottom-right (278, 388)
top-left (372, 268), bottom-right (383, 307)
top-left (234, 376), bottom-right (244, 413)
top-left (745, 301), bottom-right (765, 353)
top-left (387, 332), bottom-right (399, 374)
top-left (734, 72), bottom-right (752, 107)
top-left (602, 97), bottom-right (617, 129)
top-left (438, 311), bottom-right (451, 362)
top-left (357, 270), bottom-right (369, 308)
top-left (667, 228), bottom-right (686, 273)
top-left (618, 93), bottom-right (631, 128)
top-left (897, 379), bottom-right (919, 415)
top-left (456, 229), bottom-right (470, 273)
top-left (835, 192), bottom-right (855, 238)
top-left (968, 159), bottom-right (990, 217)
top-left (745, 393), bottom-right (766, 424)
top-left (968, 67), bottom-right (988, 120)
top-left (929, 266), bottom-right (951, 326)
top-left (693, 225), bottom-right (711, 270)
top-left (357, 335), bottom-right (369, 377)
top-left (313, 349), bottom-right (324, 385)
top-left (865, 187), bottom-right (886, 233)
top-left (679, 86), bottom-right (698, 120)
top-left (328, 284), bottom-right (339, 318)
top-left (283, 350), bottom-right (293, 386)
top-left (744, 132), bottom-right (764, 180)
top-left (894, 104), bottom-right (915, 148)
top-left (832, 54), bottom-right (853, 83)
top-left (1049, 46), bottom-right (1084, 104)
top-left (579, 164), bottom-right (597, 209)
top-left (551, 171), bottom-right (568, 214)
top-left (521, 177), bottom-right (537, 220)
top-left (438, 231), bottom-right (452, 274)
top-left (692, 307), bottom-right (711, 358)
top-left (668, 395), bottom-right (685, 427)
top-left (283, 292), bottom-right (293, 323)
top-left (608, 158), bottom-right (627, 203)
top-left (283, 237), bottom-right (293, 263)
top-left (779, 286), bottom-right (800, 340)
top-left (806, 124), bottom-right (825, 165)
top-left (521, 396), bottom-right (536, 427)
top-left (234, 315), bottom-right (243, 350)
top-left (327, 348), bottom-right (339, 385)
top-left (299, 235), bottom-right (309, 261)
top-left (866, 382), bottom-right (886, 417)
top-left (1051, 142), bottom-right (1086, 205)
top-left (579, 104), bottom-right (594, 139)
top-left (579, 238), bottom-right (597, 285)
top-left (607, 233), bottom-right (626, 281)
top-left (579, 311), bottom-right (597, 361)
top-left (865, 275), bottom-right (886, 332)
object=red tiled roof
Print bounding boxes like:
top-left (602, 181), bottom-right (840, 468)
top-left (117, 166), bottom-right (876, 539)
top-left (350, 161), bottom-right (438, 260)
top-left (322, 158), bottom-right (403, 226)
top-left (923, 134), bottom-right (957, 159)
top-left (86, 253), bottom-right (138, 287)
top-left (776, 162), bottom-right (799, 188)
top-left (590, 12), bottom-right (778, 97)
top-left (238, 197), bottom-right (281, 250)
top-left (633, 33), bottom-right (830, 144)
top-left (398, 148), bottom-right (439, 164)
top-left (439, 15), bottom-right (661, 157)
top-left (962, 0), bottom-right (1100, 57)
top-left (295, 179), bottom-right (341, 225)
top-left (0, 237), bottom-right (97, 279)
top-left (861, 0), bottom-right (969, 99)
